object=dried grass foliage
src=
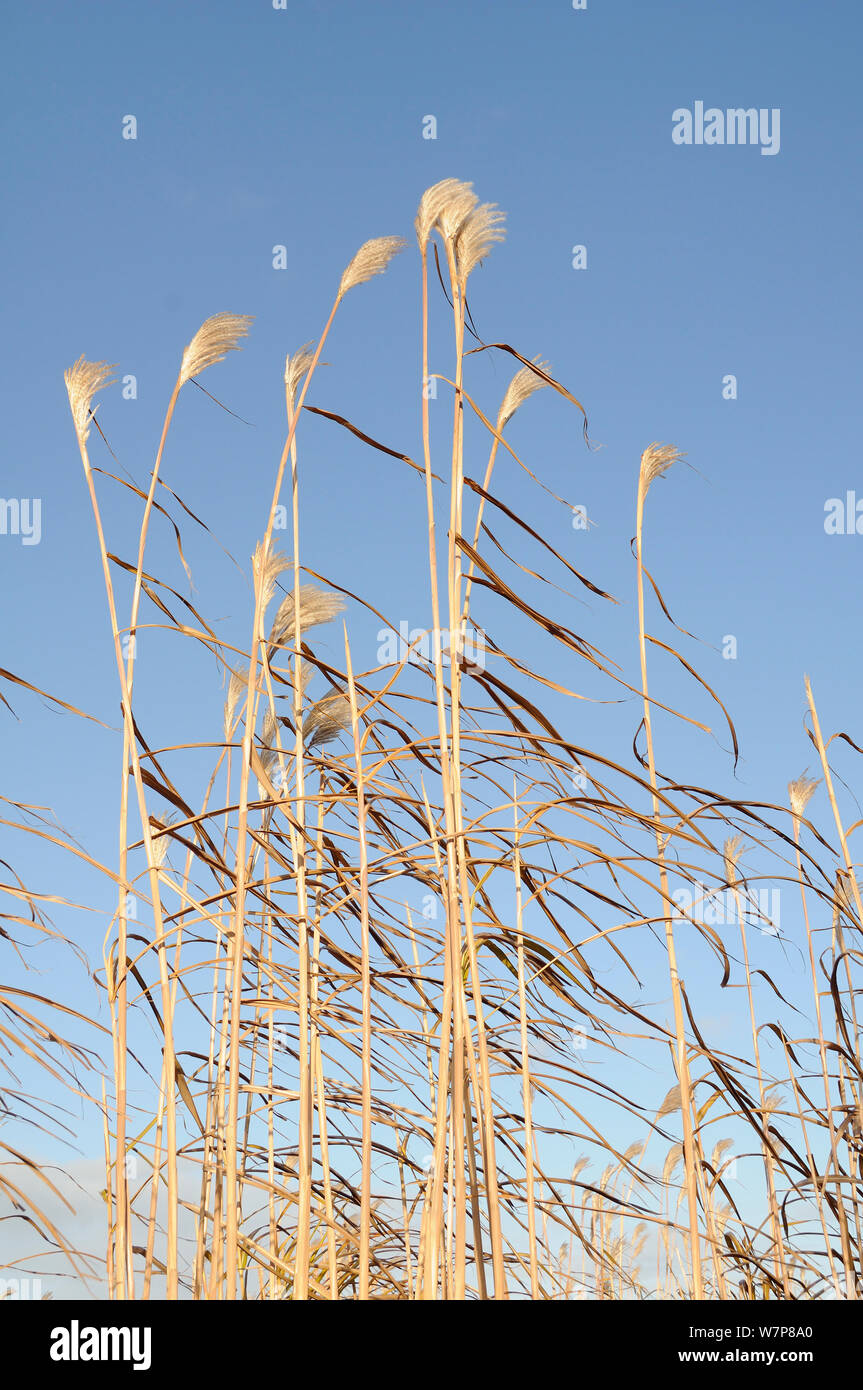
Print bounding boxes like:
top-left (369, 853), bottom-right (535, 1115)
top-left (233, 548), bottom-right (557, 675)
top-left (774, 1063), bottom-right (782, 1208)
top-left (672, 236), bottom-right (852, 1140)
top-left (4, 179), bottom-right (862, 1302)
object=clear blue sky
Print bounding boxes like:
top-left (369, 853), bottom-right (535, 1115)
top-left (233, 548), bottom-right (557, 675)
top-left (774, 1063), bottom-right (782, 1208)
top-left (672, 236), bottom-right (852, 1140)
top-left (2, 0), bottom-right (862, 1288)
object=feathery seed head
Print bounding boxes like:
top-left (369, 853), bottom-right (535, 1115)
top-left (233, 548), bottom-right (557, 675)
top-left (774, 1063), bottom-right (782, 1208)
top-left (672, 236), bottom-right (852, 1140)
top-left (663, 1143), bottom-right (684, 1183)
top-left (259, 708), bottom-right (284, 780)
top-left (497, 357), bottom-right (550, 432)
top-left (788, 771), bottom-right (819, 817)
top-left (639, 442), bottom-right (683, 498)
top-left (289, 661), bottom-right (316, 701)
top-left (415, 178), bottom-right (476, 249)
top-left (261, 706), bottom-right (279, 754)
top-left (252, 543), bottom-right (291, 614)
top-left (723, 834), bottom-right (745, 884)
top-left (179, 313), bottom-right (253, 386)
top-left (284, 342), bottom-right (316, 408)
top-left (657, 1083), bottom-right (682, 1118)
top-left (724, 833), bottom-right (745, 865)
top-left (305, 691), bottom-right (352, 748)
top-left (225, 665), bottom-right (250, 735)
top-left (836, 870), bottom-right (860, 915)
top-left (454, 201), bottom-right (506, 282)
top-left (269, 584), bottom-right (345, 649)
top-left (149, 813), bottom-right (178, 870)
top-left (338, 236), bottom-right (406, 299)
top-left (436, 182), bottom-right (480, 244)
top-left (64, 357), bottom-right (117, 443)
top-left (259, 746), bottom-right (278, 778)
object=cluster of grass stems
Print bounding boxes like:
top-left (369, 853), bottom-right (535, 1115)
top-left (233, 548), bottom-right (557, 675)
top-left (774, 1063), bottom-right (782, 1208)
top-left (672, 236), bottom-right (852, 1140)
top-left (2, 178), bottom-right (863, 1300)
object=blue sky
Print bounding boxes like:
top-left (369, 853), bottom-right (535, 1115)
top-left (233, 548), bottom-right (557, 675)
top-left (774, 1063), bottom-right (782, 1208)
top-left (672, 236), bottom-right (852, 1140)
top-left (2, 0), bottom-right (862, 1291)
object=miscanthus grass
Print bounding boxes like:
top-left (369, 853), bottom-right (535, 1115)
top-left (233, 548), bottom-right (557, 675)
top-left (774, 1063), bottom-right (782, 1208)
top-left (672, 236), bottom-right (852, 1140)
top-left (4, 179), bottom-right (863, 1301)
